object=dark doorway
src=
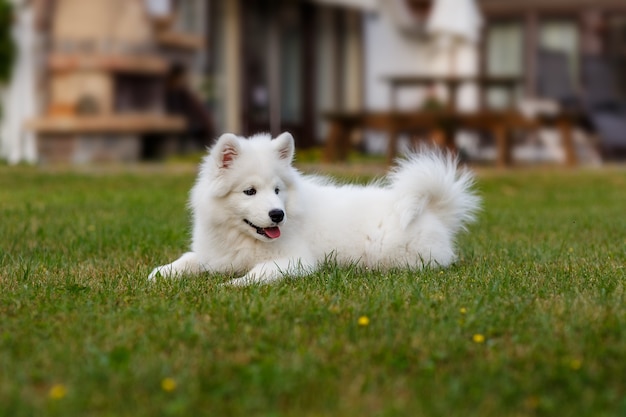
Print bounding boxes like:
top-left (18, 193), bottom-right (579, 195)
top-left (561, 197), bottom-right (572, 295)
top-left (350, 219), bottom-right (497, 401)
top-left (241, 0), bottom-right (316, 147)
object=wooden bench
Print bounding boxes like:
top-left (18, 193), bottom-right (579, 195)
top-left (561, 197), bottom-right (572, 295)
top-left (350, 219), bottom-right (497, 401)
top-left (322, 110), bottom-right (578, 167)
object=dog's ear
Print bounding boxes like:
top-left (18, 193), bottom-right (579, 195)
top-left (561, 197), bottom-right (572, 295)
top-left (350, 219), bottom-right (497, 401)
top-left (213, 133), bottom-right (240, 169)
top-left (273, 132), bottom-right (295, 163)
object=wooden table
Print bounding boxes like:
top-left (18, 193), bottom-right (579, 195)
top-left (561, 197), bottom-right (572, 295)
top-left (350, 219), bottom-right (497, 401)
top-left (322, 110), bottom-right (578, 167)
top-left (323, 74), bottom-right (579, 167)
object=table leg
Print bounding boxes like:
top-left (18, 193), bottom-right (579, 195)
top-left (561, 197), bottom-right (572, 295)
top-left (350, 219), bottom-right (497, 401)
top-left (323, 121), bottom-right (349, 162)
top-left (337, 126), bottom-right (352, 161)
top-left (444, 125), bottom-right (458, 153)
top-left (431, 128), bottom-right (446, 148)
top-left (558, 119), bottom-right (577, 167)
top-left (494, 124), bottom-right (510, 168)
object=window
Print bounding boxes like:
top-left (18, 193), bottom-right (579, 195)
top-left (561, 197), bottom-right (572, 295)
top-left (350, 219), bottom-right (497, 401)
top-left (539, 20), bottom-right (580, 84)
top-left (485, 21), bottom-right (524, 109)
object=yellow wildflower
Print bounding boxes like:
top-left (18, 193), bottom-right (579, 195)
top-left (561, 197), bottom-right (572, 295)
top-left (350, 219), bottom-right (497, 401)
top-left (48, 384), bottom-right (67, 400)
top-left (358, 316), bottom-right (370, 326)
top-left (161, 378), bottom-right (177, 392)
top-left (472, 334), bottom-right (485, 344)
top-left (459, 307), bottom-right (467, 314)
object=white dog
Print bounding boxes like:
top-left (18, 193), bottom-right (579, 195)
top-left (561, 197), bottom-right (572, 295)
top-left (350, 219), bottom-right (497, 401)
top-left (149, 132), bottom-right (479, 286)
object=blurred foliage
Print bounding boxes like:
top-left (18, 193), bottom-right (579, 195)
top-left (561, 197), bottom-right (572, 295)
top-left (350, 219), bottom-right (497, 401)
top-left (0, 0), bottom-right (15, 83)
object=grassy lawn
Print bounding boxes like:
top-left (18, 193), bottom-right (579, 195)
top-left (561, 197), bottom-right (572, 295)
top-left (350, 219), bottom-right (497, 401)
top-left (0, 164), bottom-right (625, 417)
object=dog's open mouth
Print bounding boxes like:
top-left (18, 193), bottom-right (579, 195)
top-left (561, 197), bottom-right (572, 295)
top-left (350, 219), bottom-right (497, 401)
top-left (244, 219), bottom-right (281, 239)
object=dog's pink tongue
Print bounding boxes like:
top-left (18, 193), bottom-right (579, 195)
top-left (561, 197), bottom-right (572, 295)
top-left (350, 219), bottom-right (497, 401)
top-left (264, 227), bottom-right (281, 239)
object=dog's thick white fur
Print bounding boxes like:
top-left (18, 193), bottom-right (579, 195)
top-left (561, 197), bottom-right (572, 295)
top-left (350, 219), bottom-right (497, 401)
top-left (149, 132), bottom-right (480, 286)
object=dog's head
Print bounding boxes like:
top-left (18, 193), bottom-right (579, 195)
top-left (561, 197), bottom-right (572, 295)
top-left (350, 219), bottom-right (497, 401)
top-left (193, 132), bottom-right (296, 242)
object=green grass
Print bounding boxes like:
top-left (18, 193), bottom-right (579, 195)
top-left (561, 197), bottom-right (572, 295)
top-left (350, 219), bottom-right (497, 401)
top-left (0, 165), bottom-right (625, 417)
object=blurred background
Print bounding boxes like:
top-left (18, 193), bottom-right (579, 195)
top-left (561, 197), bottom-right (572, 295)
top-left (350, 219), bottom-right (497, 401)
top-left (1, 0), bottom-right (626, 166)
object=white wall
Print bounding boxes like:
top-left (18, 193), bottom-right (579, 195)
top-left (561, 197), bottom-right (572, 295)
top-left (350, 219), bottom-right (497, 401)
top-left (363, 11), bottom-right (480, 112)
top-left (363, 12), bottom-right (431, 110)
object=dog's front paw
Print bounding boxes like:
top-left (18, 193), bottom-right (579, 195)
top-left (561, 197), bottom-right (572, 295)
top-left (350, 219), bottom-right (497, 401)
top-left (148, 253), bottom-right (200, 281)
top-left (148, 265), bottom-right (171, 281)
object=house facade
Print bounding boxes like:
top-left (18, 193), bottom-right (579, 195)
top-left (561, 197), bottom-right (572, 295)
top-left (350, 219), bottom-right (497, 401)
top-left (4, 0), bottom-right (626, 163)
top-left (205, 0), bottom-right (626, 148)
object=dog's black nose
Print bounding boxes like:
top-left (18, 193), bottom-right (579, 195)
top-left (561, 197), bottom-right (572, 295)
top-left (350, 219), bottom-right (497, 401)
top-left (269, 209), bottom-right (284, 223)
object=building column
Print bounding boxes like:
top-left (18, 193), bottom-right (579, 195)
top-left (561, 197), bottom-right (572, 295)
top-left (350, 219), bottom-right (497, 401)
top-left (223, 0), bottom-right (242, 134)
top-left (343, 9), bottom-right (363, 112)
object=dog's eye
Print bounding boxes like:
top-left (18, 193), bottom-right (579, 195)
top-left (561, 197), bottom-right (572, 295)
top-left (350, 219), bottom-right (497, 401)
top-left (243, 188), bottom-right (256, 196)
top-left (274, 187), bottom-right (280, 195)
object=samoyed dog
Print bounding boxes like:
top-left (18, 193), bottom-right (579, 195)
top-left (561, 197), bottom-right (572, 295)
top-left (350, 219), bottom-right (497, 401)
top-left (149, 132), bottom-right (479, 286)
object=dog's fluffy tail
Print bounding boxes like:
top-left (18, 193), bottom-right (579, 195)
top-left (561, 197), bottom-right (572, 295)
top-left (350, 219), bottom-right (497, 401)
top-left (390, 150), bottom-right (480, 234)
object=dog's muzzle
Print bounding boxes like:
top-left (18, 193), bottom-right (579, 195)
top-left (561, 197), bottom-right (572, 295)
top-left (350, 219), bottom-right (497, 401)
top-left (244, 218), bottom-right (281, 239)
